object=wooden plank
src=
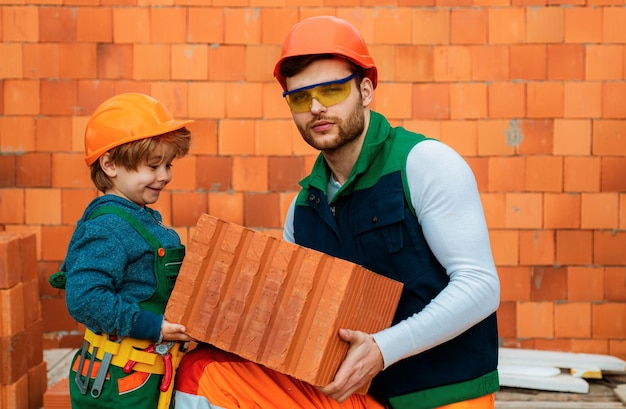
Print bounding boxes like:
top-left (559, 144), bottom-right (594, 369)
top-left (498, 364), bottom-right (561, 378)
top-left (500, 348), bottom-right (626, 373)
top-left (615, 384), bottom-right (626, 405)
top-left (499, 373), bottom-right (590, 394)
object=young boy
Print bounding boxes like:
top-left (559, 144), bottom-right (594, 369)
top-left (51, 93), bottom-right (193, 408)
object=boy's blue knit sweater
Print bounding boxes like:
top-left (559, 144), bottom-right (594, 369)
top-left (62, 194), bottom-right (183, 342)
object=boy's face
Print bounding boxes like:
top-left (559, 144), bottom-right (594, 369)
top-left (106, 143), bottom-right (177, 206)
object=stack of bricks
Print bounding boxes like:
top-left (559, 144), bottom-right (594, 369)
top-left (165, 214), bottom-right (404, 390)
top-left (0, 232), bottom-right (46, 409)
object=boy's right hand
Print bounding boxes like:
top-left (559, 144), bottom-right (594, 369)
top-left (161, 319), bottom-right (193, 342)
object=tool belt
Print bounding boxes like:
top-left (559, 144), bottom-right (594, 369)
top-left (83, 328), bottom-right (169, 374)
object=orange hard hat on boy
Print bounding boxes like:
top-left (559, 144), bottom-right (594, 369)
top-left (273, 16), bottom-right (378, 91)
top-left (84, 93), bottom-right (193, 166)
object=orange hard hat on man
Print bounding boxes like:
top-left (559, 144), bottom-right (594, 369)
top-left (84, 93), bottom-right (193, 166)
top-left (273, 16), bottom-right (377, 91)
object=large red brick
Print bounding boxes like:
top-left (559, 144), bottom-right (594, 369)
top-left (43, 378), bottom-right (70, 409)
top-left (165, 214), bottom-right (403, 389)
top-left (0, 282), bottom-right (25, 337)
top-left (0, 329), bottom-right (28, 385)
top-left (0, 234), bottom-right (22, 289)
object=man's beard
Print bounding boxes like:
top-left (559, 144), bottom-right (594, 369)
top-left (297, 100), bottom-right (365, 153)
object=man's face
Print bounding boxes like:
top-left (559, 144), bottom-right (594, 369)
top-left (284, 58), bottom-right (370, 153)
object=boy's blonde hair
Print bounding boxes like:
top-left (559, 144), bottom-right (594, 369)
top-left (90, 127), bottom-right (191, 192)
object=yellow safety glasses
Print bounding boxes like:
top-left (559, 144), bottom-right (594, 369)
top-left (283, 72), bottom-right (356, 113)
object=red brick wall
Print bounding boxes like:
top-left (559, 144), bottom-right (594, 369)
top-left (0, 1), bottom-right (624, 358)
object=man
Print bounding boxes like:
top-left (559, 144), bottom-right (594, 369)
top-left (175, 16), bottom-right (500, 409)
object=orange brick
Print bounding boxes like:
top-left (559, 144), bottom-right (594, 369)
top-left (373, 8), bottom-right (412, 44)
top-left (218, 120), bottom-right (256, 155)
top-left (171, 192), bottom-right (208, 227)
top-left (480, 193), bottom-right (506, 228)
top-left (2, 6), bottom-right (39, 42)
top-left (567, 267), bottom-right (604, 302)
top-left (208, 192), bottom-right (244, 225)
top-left (40, 225), bottom-right (74, 261)
top-left (555, 302), bottom-right (591, 338)
top-left (478, 120), bottom-right (524, 154)
top-left (487, 82), bottom-right (525, 119)
top-left (412, 84), bottom-right (450, 119)
top-left (76, 6), bottom-right (112, 42)
top-left (496, 301), bottom-right (517, 338)
top-left (488, 229), bottom-right (519, 266)
top-left (0, 190), bottom-right (25, 225)
top-left (25, 189), bottom-right (62, 225)
top-left (543, 193), bottom-right (580, 229)
top-left (519, 230), bottom-right (555, 266)
top-left (525, 156), bottom-right (562, 192)
top-left (517, 301), bottom-right (554, 339)
top-left (487, 156), bottom-right (525, 192)
top-left (268, 157), bottom-right (304, 192)
top-left (609, 340), bottom-right (626, 361)
top-left (232, 156), bottom-right (268, 192)
top-left (50, 153), bottom-right (90, 189)
top-left (585, 45), bottom-right (623, 80)
top-left (0, 283), bottom-right (25, 337)
top-left (171, 44), bottom-right (208, 81)
top-left (564, 7), bottom-right (602, 43)
top-left (0, 373), bottom-right (29, 409)
top-left (0, 44), bottom-right (22, 79)
top-left (563, 81), bottom-right (602, 118)
top-left (600, 157), bottom-right (626, 192)
top-left (547, 44), bottom-right (584, 80)
top-left (602, 82), bottom-right (626, 119)
top-left (605, 267), bottom-right (626, 302)
top-left (36, 116), bottom-right (73, 151)
top-left (411, 8), bottom-right (450, 44)
top-left (450, 9), bottom-right (487, 45)
top-left (0, 233), bottom-right (23, 289)
top-left (581, 193), bottom-right (618, 229)
top-left (472, 46), bottom-right (509, 81)
top-left (0, 156), bottom-right (16, 188)
top-left (518, 118), bottom-right (553, 155)
top-left (150, 7), bottom-right (186, 43)
top-left (112, 7), bottom-right (150, 43)
top-left (466, 157), bottom-right (489, 192)
top-left (450, 83), bottom-right (487, 119)
top-left (375, 83), bottom-right (413, 120)
top-left (208, 45), bottom-right (245, 81)
top-left (0, 329), bottom-right (28, 384)
top-left (556, 230), bottom-right (592, 265)
top-left (621, 194), bottom-right (626, 230)
top-left (527, 81), bottom-right (563, 118)
top-left (22, 43), bottom-right (60, 79)
top-left (3, 79), bottom-right (40, 115)
top-left (592, 303), bottom-right (626, 339)
top-left (0, 117), bottom-right (36, 153)
top-left (433, 46), bottom-right (471, 82)
top-left (439, 120), bottom-right (477, 156)
top-left (224, 8), bottom-right (261, 45)
top-left (510, 45), bottom-right (546, 80)
top-left (243, 192), bottom-right (281, 228)
top-left (59, 43), bottom-right (97, 79)
top-left (603, 7), bottom-right (626, 43)
top-left (43, 378), bottom-right (71, 409)
top-left (133, 44), bottom-right (170, 80)
top-left (96, 44), bottom-right (133, 79)
top-left (498, 266), bottom-right (531, 301)
top-left (564, 157), bottom-right (601, 192)
top-left (488, 8), bottom-right (525, 44)
top-left (530, 267), bottom-right (567, 301)
top-left (246, 45), bottom-right (282, 83)
top-left (27, 361), bottom-right (47, 409)
top-left (256, 120), bottom-right (297, 156)
top-left (225, 82), bottom-right (263, 119)
top-left (16, 153), bottom-right (52, 188)
top-left (187, 7), bottom-right (224, 42)
top-left (594, 230), bottom-right (626, 265)
top-left (61, 189), bottom-right (97, 224)
top-left (553, 119), bottom-right (591, 155)
top-left (39, 6), bottom-right (75, 41)
top-left (165, 214), bottom-right (403, 388)
top-left (22, 279), bottom-right (41, 326)
top-left (505, 192), bottom-right (542, 229)
top-left (526, 7), bottom-right (564, 43)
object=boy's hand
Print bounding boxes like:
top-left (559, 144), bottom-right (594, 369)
top-left (160, 319), bottom-right (192, 342)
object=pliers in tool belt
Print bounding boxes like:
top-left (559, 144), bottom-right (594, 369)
top-left (123, 341), bottom-right (175, 392)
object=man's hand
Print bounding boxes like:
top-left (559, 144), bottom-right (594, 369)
top-left (319, 329), bottom-right (384, 402)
